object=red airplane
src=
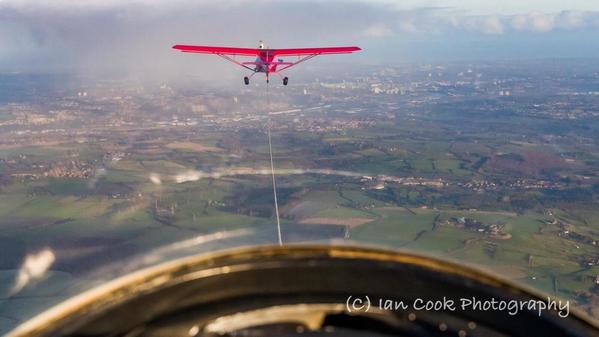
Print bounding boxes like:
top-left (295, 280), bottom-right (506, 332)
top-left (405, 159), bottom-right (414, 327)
top-left (172, 41), bottom-right (361, 85)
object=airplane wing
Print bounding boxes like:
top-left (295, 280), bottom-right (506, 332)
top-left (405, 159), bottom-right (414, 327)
top-left (270, 46), bottom-right (361, 56)
top-left (268, 47), bottom-right (361, 72)
top-left (172, 45), bottom-right (361, 72)
top-left (172, 45), bottom-right (261, 71)
top-left (172, 45), bottom-right (259, 56)
top-left (172, 45), bottom-right (361, 56)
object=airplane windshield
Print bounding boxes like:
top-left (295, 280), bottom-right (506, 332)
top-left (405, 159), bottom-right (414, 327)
top-left (1, 1), bottom-right (599, 335)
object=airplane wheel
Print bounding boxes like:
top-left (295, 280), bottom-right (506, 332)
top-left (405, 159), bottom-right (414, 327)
top-left (244, 77), bottom-right (249, 85)
top-left (283, 77), bottom-right (289, 86)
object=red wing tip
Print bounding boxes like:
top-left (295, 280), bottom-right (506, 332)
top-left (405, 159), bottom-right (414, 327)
top-left (173, 45), bottom-right (193, 51)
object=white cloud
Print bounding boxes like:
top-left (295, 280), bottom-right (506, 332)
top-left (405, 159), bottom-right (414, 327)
top-left (362, 24), bottom-right (393, 37)
top-left (449, 15), bottom-right (505, 34)
top-left (529, 12), bottom-right (555, 32)
top-left (555, 10), bottom-right (599, 30)
top-left (510, 12), bottom-right (555, 32)
top-left (557, 10), bottom-right (585, 28)
top-left (482, 16), bottom-right (504, 34)
top-left (149, 173), bottom-right (162, 185)
top-left (405, 9), bottom-right (599, 35)
top-left (11, 248), bottom-right (55, 295)
top-left (398, 20), bottom-right (418, 33)
top-left (510, 15), bottom-right (529, 30)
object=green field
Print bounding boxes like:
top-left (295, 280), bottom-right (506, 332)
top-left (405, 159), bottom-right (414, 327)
top-left (1, 98), bottom-right (599, 331)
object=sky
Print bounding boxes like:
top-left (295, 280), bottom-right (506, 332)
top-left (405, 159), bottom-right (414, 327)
top-left (1, 0), bottom-right (599, 81)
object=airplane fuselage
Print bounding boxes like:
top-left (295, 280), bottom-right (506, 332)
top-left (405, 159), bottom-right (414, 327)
top-left (254, 51), bottom-right (277, 74)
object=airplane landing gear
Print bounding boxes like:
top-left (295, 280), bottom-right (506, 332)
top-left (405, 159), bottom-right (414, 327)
top-left (283, 77), bottom-right (289, 86)
top-left (244, 76), bottom-right (249, 85)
